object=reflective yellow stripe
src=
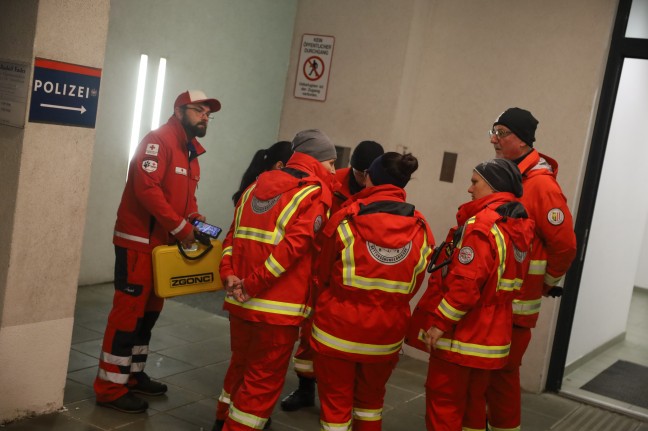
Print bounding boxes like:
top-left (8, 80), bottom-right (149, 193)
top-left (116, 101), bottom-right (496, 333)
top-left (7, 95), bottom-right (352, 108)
top-left (312, 324), bottom-right (403, 356)
top-left (437, 298), bottom-right (466, 322)
top-left (218, 388), bottom-right (231, 405)
top-left (225, 296), bottom-right (311, 318)
top-left (544, 272), bottom-right (563, 286)
top-left (320, 419), bottom-right (352, 431)
top-left (233, 185), bottom-right (320, 245)
top-left (512, 298), bottom-right (542, 315)
top-left (353, 407), bottom-right (382, 421)
top-left (528, 259), bottom-right (546, 275)
top-left (498, 277), bottom-right (523, 292)
top-left (293, 358), bottom-right (313, 373)
top-left (491, 224), bottom-right (506, 291)
top-left (418, 329), bottom-right (427, 343)
top-left (435, 338), bottom-right (510, 359)
top-left (463, 427), bottom-right (486, 431)
top-left (264, 253), bottom-right (285, 278)
top-left (337, 220), bottom-right (432, 294)
top-left (222, 245), bottom-right (232, 257)
top-left (229, 403), bottom-right (268, 429)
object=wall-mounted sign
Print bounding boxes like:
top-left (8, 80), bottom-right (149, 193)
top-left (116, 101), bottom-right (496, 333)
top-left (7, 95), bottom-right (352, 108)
top-left (28, 58), bottom-right (102, 128)
top-left (0, 59), bottom-right (30, 128)
top-left (294, 34), bottom-right (335, 102)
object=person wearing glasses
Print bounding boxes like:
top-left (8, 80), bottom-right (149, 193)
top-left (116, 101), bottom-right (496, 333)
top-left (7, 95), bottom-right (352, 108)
top-left (406, 158), bottom-right (535, 431)
top-left (476, 108), bottom-right (577, 431)
top-left (94, 90), bottom-right (220, 413)
top-left (280, 140), bottom-right (384, 413)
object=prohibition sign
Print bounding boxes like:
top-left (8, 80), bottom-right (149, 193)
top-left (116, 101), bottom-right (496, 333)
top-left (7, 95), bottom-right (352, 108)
top-left (303, 56), bottom-right (324, 81)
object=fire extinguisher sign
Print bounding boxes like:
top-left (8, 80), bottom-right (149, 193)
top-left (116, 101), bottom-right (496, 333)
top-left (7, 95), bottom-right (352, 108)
top-left (293, 34), bottom-right (335, 102)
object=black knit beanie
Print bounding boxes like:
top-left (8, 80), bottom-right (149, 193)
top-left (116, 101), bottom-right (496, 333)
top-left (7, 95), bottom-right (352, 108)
top-left (350, 141), bottom-right (384, 171)
top-left (493, 107), bottom-right (539, 147)
top-left (474, 158), bottom-right (523, 198)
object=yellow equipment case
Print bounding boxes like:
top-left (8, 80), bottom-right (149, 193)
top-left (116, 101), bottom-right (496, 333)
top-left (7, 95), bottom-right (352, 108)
top-left (152, 239), bottom-right (224, 298)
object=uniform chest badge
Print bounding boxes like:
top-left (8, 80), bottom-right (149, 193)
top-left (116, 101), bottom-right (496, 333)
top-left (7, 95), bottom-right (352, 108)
top-left (457, 246), bottom-right (474, 264)
top-left (366, 241), bottom-right (412, 265)
top-left (513, 246), bottom-right (527, 263)
top-left (547, 208), bottom-right (565, 225)
top-left (313, 215), bottom-right (323, 233)
top-left (251, 195), bottom-right (281, 214)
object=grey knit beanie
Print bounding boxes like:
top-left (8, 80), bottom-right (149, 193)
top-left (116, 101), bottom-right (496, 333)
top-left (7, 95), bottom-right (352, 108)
top-left (291, 129), bottom-right (337, 162)
top-left (474, 158), bottom-right (523, 198)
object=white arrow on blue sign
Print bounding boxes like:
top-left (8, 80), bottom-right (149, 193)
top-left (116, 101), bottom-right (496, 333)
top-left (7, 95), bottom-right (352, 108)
top-left (28, 58), bottom-right (101, 128)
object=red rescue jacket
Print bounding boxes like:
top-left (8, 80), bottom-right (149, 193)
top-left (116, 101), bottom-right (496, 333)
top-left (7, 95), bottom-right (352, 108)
top-left (406, 193), bottom-right (535, 369)
top-left (514, 150), bottom-right (577, 327)
top-left (311, 184), bottom-right (434, 363)
top-left (113, 115), bottom-right (205, 253)
top-left (220, 152), bottom-right (334, 326)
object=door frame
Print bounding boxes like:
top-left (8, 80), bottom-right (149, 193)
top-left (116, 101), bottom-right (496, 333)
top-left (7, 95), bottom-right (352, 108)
top-left (546, 0), bottom-right (648, 391)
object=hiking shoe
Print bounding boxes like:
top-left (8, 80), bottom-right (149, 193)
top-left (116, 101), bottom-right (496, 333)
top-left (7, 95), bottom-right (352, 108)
top-left (212, 417), bottom-right (271, 430)
top-left (130, 372), bottom-right (168, 396)
top-left (96, 392), bottom-right (148, 413)
top-left (280, 388), bottom-right (315, 411)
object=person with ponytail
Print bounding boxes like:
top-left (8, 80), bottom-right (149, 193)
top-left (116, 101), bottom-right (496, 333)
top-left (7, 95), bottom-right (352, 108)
top-left (232, 141), bottom-right (293, 205)
top-left (311, 152), bottom-right (435, 431)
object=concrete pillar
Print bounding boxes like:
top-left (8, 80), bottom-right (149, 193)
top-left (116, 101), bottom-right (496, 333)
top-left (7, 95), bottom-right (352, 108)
top-left (0, 0), bottom-right (110, 422)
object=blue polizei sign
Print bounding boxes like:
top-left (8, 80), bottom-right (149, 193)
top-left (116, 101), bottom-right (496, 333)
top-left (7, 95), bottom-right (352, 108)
top-left (28, 58), bottom-right (101, 128)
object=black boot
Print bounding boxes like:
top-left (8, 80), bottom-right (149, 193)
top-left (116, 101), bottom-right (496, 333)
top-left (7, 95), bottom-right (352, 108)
top-left (211, 419), bottom-right (225, 431)
top-left (280, 376), bottom-right (315, 411)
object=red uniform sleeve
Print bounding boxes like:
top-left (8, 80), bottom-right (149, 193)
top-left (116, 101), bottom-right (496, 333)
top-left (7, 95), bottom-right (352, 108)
top-left (218, 214), bottom-right (238, 281)
top-left (131, 134), bottom-right (194, 240)
top-left (243, 188), bottom-right (327, 297)
top-left (429, 228), bottom-right (497, 333)
top-left (525, 177), bottom-right (577, 285)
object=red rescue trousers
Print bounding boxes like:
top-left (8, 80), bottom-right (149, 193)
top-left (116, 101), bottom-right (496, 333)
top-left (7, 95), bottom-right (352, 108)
top-left (314, 352), bottom-right (398, 431)
top-left (484, 326), bottom-right (532, 430)
top-left (293, 318), bottom-right (316, 378)
top-left (218, 315), bottom-right (298, 431)
top-left (94, 246), bottom-right (164, 402)
top-left (425, 355), bottom-right (491, 431)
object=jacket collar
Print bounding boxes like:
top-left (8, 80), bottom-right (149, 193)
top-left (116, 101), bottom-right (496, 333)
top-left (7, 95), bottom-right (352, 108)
top-left (456, 192), bottom-right (516, 226)
top-left (165, 115), bottom-right (206, 157)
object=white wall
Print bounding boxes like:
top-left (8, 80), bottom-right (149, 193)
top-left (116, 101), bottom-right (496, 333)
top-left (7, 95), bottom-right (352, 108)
top-left (567, 59), bottom-right (648, 365)
top-left (78, 0), bottom-right (297, 285)
top-left (636, 213), bottom-right (648, 289)
top-left (280, 0), bottom-right (617, 391)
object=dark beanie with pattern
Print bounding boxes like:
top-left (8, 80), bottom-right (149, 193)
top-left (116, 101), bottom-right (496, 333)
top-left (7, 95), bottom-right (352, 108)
top-left (474, 158), bottom-right (523, 198)
top-left (493, 107), bottom-right (539, 147)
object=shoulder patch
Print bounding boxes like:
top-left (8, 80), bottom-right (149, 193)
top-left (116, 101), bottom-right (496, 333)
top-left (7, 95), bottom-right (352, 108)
top-left (145, 143), bottom-right (159, 156)
top-left (366, 241), bottom-right (412, 265)
top-left (457, 246), bottom-right (474, 264)
top-left (142, 159), bottom-right (158, 173)
top-left (251, 194), bottom-right (281, 214)
top-left (547, 208), bottom-right (565, 226)
top-left (313, 215), bottom-right (323, 233)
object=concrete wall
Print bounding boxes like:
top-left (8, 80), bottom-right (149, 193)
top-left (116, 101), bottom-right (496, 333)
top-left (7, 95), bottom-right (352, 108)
top-left (279, 0), bottom-right (617, 391)
top-left (0, 0), bottom-right (110, 422)
top-left (78, 0), bottom-right (298, 285)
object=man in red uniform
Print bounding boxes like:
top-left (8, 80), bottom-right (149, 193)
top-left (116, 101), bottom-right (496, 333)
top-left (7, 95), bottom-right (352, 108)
top-left (407, 158), bottom-right (535, 431)
top-left (94, 90), bottom-right (221, 413)
top-left (483, 108), bottom-right (577, 431)
top-left (213, 129), bottom-right (337, 431)
top-left (281, 140), bottom-right (384, 412)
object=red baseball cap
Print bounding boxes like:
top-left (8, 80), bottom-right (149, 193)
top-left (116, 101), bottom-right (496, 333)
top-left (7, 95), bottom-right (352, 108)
top-left (174, 90), bottom-right (221, 113)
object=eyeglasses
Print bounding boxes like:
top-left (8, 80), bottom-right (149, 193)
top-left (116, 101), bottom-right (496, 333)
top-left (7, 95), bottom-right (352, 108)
top-left (489, 128), bottom-right (513, 139)
top-left (184, 106), bottom-right (214, 120)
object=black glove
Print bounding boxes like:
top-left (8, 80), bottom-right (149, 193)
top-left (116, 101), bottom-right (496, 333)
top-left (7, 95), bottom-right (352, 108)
top-left (546, 286), bottom-right (563, 298)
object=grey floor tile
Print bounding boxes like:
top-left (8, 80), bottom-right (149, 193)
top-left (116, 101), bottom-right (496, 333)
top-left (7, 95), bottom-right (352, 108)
top-left (71, 324), bottom-right (103, 345)
top-left (164, 397), bottom-right (218, 430)
top-left (157, 337), bottom-right (232, 367)
top-left (139, 352), bottom-right (197, 380)
top-left (522, 393), bottom-right (581, 422)
top-left (64, 378), bottom-right (95, 404)
top-left (63, 398), bottom-right (155, 430)
top-left (163, 363), bottom-right (230, 397)
top-left (0, 412), bottom-right (100, 431)
top-left (112, 412), bottom-right (204, 431)
top-left (68, 349), bottom-right (100, 373)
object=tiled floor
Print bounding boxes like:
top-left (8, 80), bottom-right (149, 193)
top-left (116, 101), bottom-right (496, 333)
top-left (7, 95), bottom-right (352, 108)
top-left (3, 283), bottom-right (648, 430)
top-left (562, 288), bottom-right (648, 420)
